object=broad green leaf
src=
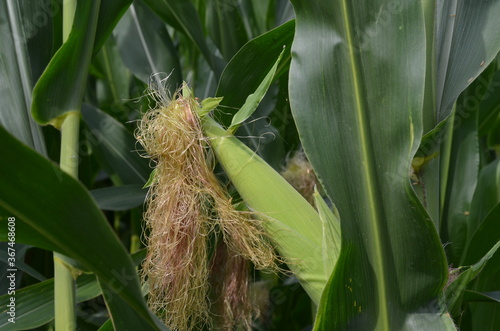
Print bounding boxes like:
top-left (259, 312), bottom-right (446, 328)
top-left (202, 116), bottom-right (333, 304)
top-left (478, 69), bottom-right (500, 137)
top-left (289, 1), bottom-right (450, 329)
top-left (273, 0), bottom-right (295, 27)
top-left (442, 63), bottom-right (499, 265)
top-left (206, 0), bottom-right (248, 61)
top-left (93, 0), bottom-right (133, 54)
top-left (216, 19), bottom-right (294, 127)
top-left (142, 0), bottom-right (225, 78)
top-left (435, 1), bottom-right (500, 123)
top-left (462, 203), bottom-right (500, 267)
top-left (467, 159), bottom-right (500, 247)
top-left (468, 249), bottom-right (500, 331)
top-left (114, 2), bottom-right (182, 86)
top-left (444, 242), bottom-right (500, 317)
top-left (463, 290), bottom-right (500, 304)
top-left (90, 185), bottom-right (146, 211)
top-left (240, 0), bottom-right (271, 37)
top-left (0, 244), bottom-right (46, 282)
top-left (420, 3), bottom-right (500, 240)
top-left (0, 0), bottom-right (46, 154)
top-left (81, 104), bottom-right (150, 185)
top-left (487, 116), bottom-right (500, 148)
top-left (228, 48), bottom-right (285, 133)
top-left (0, 249), bottom-right (147, 330)
top-left (98, 319), bottom-right (114, 330)
top-left (442, 117), bottom-right (479, 265)
top-left (0, 126), bottom-right (165, 330)
top-left (31, 0), bottom-right (100, 126)
top-left (0, 274), bottom-right (99, 330)
top-left (92, 36), bottom-right (131, 116)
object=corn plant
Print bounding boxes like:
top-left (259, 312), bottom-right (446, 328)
top-left (1, 0), bottom-right (499, 330)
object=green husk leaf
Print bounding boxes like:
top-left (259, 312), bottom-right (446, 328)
top-left (228, 48), bottom-right (285, 133)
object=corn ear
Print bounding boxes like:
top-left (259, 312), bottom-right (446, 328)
top-left (202, 116), bottom-right (338, 304)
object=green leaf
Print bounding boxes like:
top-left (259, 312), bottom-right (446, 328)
top-left (205, 0), bottom-right (249, 61)
top-left (31, 0), bottom-right (100, 126)
top-left (90, 185), bottom-right (146, 211)
top-left (435, 1), bottom-right (500, 123)
top-left (199, 97), bottom-right (224, 117)
top-left (93, 0), bottom-right (133, 54)
top-left (114, 2), bottom-right (182, 85)
top-left (0, 126), bottom-right (165, 330)
top-left (0, 273), bottom-right (100, 330)
top-left (0, 249), bottom-right (147, 330)
top-left (81, 104), bottom-right (150, 185)
top-left (468, 248), bottom-right (500, 330)
top-left (478, 70), bottom-right (500, 137)
top-left (442, 65), bottom-right (498, 265)
top-left (0, 244), bottom-right (46, 282)
top-left (92, 36), bottom-right (131, 114)
top-left (444, 242), bottom-right (500, 317)
top-left (466, 159), bottom-right (500, 249)
top-left (442, 125), bottom-right (479, 265)
top-left (142, 0), bottom-right (225, 78)
top-left (98, 319), bottom-right (114, 331)
top-left (463, 290), bottom-right (500, 304)
top-left (228, 47), bottom-right (285, 133)
top-left (463, 203), bottom-right (500, 267)
top-left (216, 19), bottom-right (294, 127)
top-left (289, 1), bottom-right (450, 329)
top-left (487, 116), bottom-right (500, 148)
top-left (0, 0), bottom-right (46, 154)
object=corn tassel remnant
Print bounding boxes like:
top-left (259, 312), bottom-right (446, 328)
top-left (136, 84), bottom-right (279, 330)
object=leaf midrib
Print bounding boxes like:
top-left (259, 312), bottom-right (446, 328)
top-left (340, 0), bottom-right (389, 329)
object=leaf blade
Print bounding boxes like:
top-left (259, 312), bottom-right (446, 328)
top-left (0, 126), bottom-right (165, 330)
top-left (289, 0), bottom-right (449, 328)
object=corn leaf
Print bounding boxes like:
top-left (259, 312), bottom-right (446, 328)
top-left (0, 249), bottom-right (147, 330)
top-left (288, 1), bottom-right (452, 329)
top-left (142, 0), bottom-right (225, 78)
top-left (114, 1), bottom-right (182, 85)
top-left (228, 48), bottom-right (285, 133)
top-left (93, 1), bottom-right (133, 54)
top-left (0, 0), bottom-right (46, 154)
top-left (90, 185), bottom-right (146, 211)
top-left (463, 290), bottom-right (500, 304)
top-left (81, 104), bottom-right (150, 185)
top-left (0, 274), bottom-right (99, 330)
top-left (0, 126), bottom-right (166, 330)
top-left (462, 203), bottom-right (500, 267)
top-left (445, 241), bottom-right (500, 317)
top-left (31, 0), bottom-right (100, 126)
top-left (435, 1), bottom-right (500, 123)
top-left (216, 20), bottom-right (294, 127)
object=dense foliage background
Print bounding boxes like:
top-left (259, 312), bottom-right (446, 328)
top-left (1, 0), bottom-right (499, 330)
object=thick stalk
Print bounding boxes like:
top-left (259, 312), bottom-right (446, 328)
top-left (54, 1), bottom-right (78, 330)
top-left (54, 113), bottom-right (80, 331)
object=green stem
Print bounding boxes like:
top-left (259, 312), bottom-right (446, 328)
top-left (55, 112), bottom-right (80, 331)
top-left (54, 1), bottom-right (78, 329)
